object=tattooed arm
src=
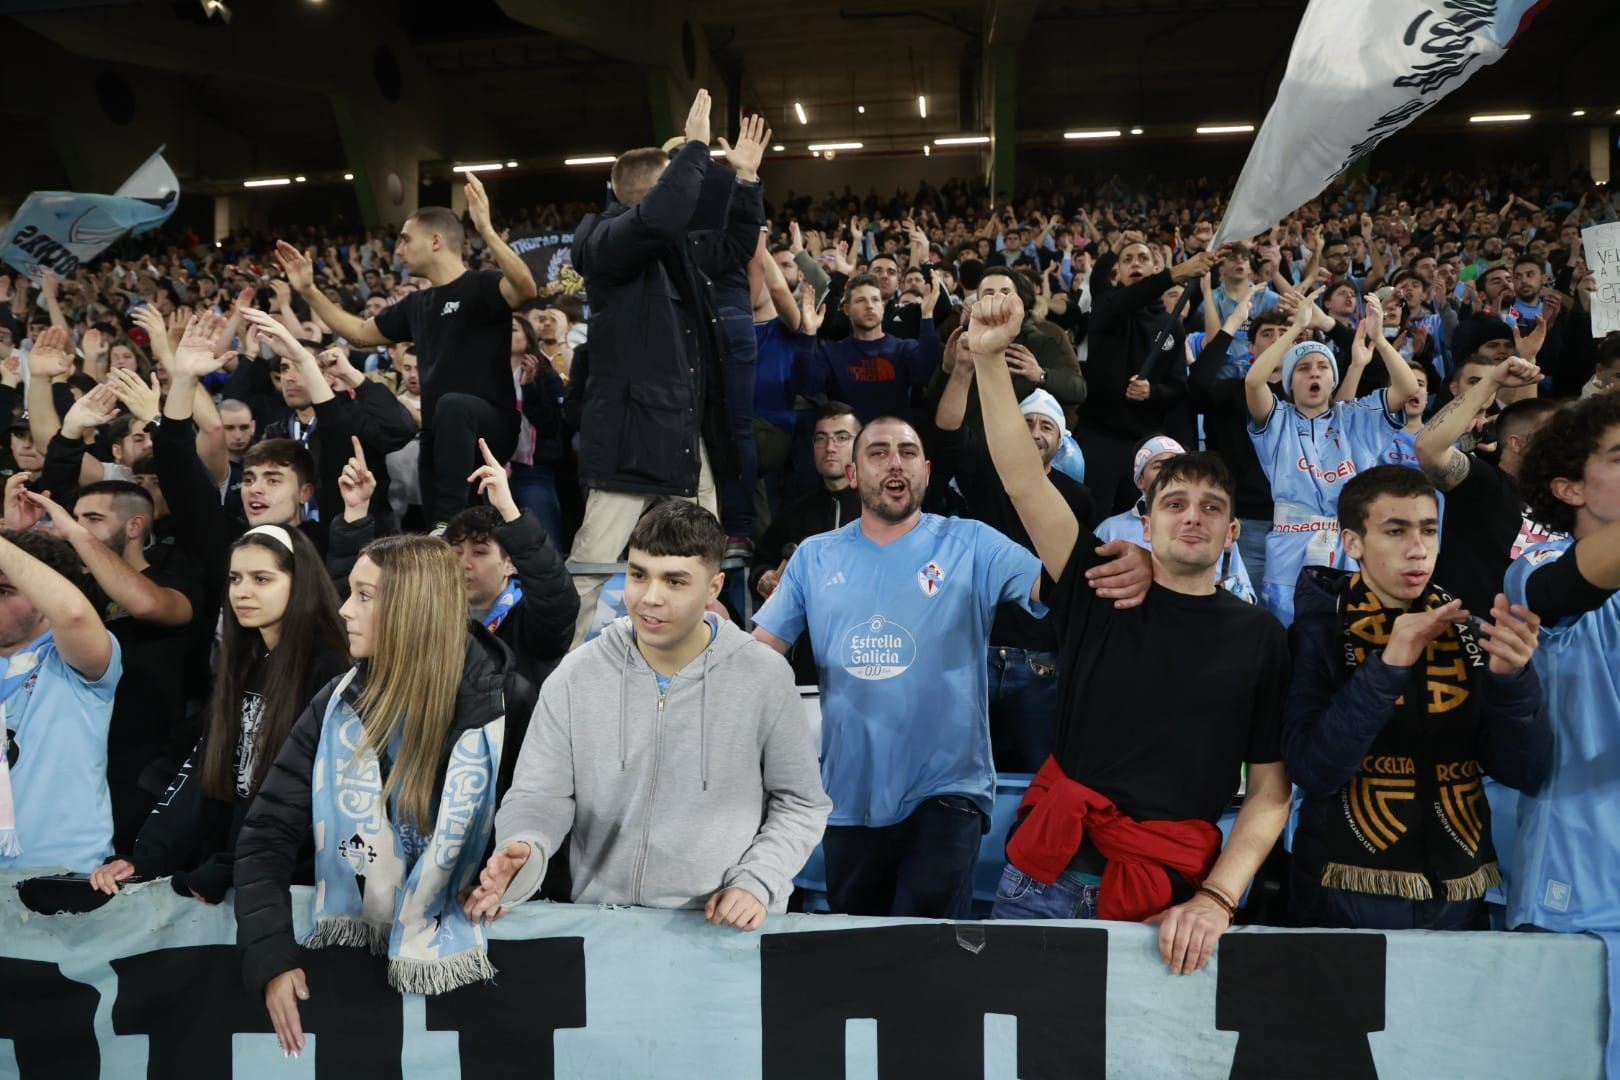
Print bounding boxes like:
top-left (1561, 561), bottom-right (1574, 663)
top-left (1415, 356), bottom-right (1541, 492)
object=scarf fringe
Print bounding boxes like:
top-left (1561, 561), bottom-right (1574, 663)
top-left (387, 950), bottom-right (498, 996)
top-left (1321, 862), bottom-right (1434, 900)
top-left (1444, 862), bottom-right (1502, 902)
top-left (305, 916), bottom-right (391, 957)
top-left (0, 829), bottom-right (19, 858)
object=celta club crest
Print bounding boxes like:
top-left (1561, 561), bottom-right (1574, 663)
top-left (917, 561), bottom-right (945, 597)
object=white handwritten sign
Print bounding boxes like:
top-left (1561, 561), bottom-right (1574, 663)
top-left (1583, 221), bottom-right (1620, 337)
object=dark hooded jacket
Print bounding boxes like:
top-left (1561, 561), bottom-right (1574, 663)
top-left (233, 625), bottom-right (538, 992)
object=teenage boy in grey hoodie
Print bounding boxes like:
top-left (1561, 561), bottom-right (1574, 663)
top-left (465, 501), bottom-right (831, 930)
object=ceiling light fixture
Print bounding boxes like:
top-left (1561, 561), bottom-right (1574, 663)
top-left (923, 145), bottom-right (931, 156)
top-left (808, 142), bottom-right (863, 151)
top-left (505, 160), bottom-right (518, 167)
top-left (794, 102), bottom-right (807, 125)
top-left (452, 162), bottom-right (505, 172)
top-left (1469, 112), bottom-right (1531, 123)
top-left (1063, 129), bottom-right (1122, 140)
top-left (564, 155), bottom-right (616, 166)
top-left (1196, 124), bottom-right (1255, 135)
top-left (857, 105), bottom-right (866, 114)
top-left (294, 175), bottom-right (307, 183)
top-left (343, 172), bottom-right (354, 180)
top-left (918, 96), bottom-right (928, 119)
top-left (934, 135), bottom-right (990, 146)
top-left (1129, 127), bottom-right (1144, 135)
top-left (243, 178), bottom-right (291, 188)
top-left (771, 144), bottom-right (785, 152)
top-left (1571, 109), bottom-right (1587, 117)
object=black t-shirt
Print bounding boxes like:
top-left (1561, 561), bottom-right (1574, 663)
top-left (371, 269), bottom-right (514, 426)
top-left (97, 547), bottom-right (208, 761)
top-left (1044, 535), bottom-right (1289, 824)
top-left (1433, 454), bottom-right (1522, 616)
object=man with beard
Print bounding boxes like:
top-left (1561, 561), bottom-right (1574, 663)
top-left (794, 273), bottom-right (943, 425)
top-left (753, 415), bottom-right (1150, 917)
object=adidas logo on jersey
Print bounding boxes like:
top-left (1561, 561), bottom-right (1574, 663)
top-left (824, 571), bottom-right (847, 587)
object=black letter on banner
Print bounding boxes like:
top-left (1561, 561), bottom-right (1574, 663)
top-left (111, 945), bottom-right (403, 1078)
top-left (761, 924), bottom-right (1106, 1079)
top-left (1216, 932), bottom-right (1386, 1079)
top-left (424, 937), bottom-right (587, 1078)
top-left (0, 958), bottom-right (100, 1079)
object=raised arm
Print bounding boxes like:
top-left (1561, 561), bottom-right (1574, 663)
top-left (25, 325), bottom-right (72, 447)
top-left (968, 293), bottom-right (1077, 579)
top-left (275, 242), bottom-right (390, 347)
top-left (1336, 311), bottom-right (1377, 403)
top-left (0, 505), bottom-right (112, 679)
top-left (933, 328), bottom-right (975, 433)
top-left (1371, 302), bottom-right (1420, 406)
top-left (30, 489), bottom-right (193, 627)
top-left (757, 236), bottom-right (802, 331)
top-left (1244, 298), bottom-right (1312, 425)
top-left (464, 174), bottom-right (538, 310)
top-left (1416, 356), bottom-right (1540, 491)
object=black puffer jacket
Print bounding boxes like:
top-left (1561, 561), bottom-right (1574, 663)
top-left (571, 140), bottom-right (762, 496)
top-left (233, 625), bottom-right (538, 992)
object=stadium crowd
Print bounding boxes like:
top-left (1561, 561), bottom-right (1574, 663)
top-left (1, 88), bottom-right (1617, 1053)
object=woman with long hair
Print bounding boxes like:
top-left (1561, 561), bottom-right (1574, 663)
top-left (89, 525), bottom-right (348, 901)
top-left (234, 534), bottom-right (539, 1056)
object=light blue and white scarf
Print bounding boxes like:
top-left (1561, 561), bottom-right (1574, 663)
top-left (307, 668), bottom-right (504, 995)
top-left (0, 630), bottom-right (54, 858)
top-left (482, 579), bottom-right (523, 632)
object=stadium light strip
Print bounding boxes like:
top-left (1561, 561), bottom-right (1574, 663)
top-left (794, 102), bottom-right (808, 125)
top-left (1469, 113), bottom-right (1531, 123)
top-left (243, 178), bottom-right (291, 188)
top-left (1064, 130), bottom-right (1122, 140)
top-left (1196, 124), bottom-right (1255, 135)
top-left (918, 96), bottom-right (928, 119)
top-left (564, 156), bottom-right (616, 166)
top-left (808, 142), bottom-right (863, 151)
top-left (934, 135), bottom-right (990, 145)
top-left (452, 162), bottom-right (505, 172)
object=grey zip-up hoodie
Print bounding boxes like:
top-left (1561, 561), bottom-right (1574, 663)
top-left (495, 614), bottom-right (830, 912)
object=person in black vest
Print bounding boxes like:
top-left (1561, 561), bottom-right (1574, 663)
top-left (566, 90), bottom-right (768, 645)
top-left (271, 174), bottom-right (537, 526)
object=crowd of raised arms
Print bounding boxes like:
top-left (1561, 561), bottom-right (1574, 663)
top-left (0, 89), bottom-right (1616, 1054)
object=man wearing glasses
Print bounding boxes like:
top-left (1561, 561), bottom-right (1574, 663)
top-left (750, 403), bottom-right (862, 682)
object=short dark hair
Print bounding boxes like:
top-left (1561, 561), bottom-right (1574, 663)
top-left (408, 206), bottom-right (465, 253)
top-left (980, 265), bottom-right (1036, 309)
top-left (1143, 452), bottom-right (1236, 519)
top-left (852, 415), bottom-right (921, 455)
top-left (611, 148), bottom-right (669, 204)
top-left (843, 272), bottom-right (883, 299)
top-left (1513, 255), bottom-right (1543, 273)
top-left (869, 254), bottom-right (899, 270)
top-left (1597, 334), bottom-right (1620, 368)
top-left (244, 438), bottom-right (316, 488)
top-left (1, 528), bottom-right (84, 591)
top-left (75, 479), bottom-right (155, 518)
top-left (1520, 393), bottom-right (1620, 535)
top-left (817, 400), bottom-right (860, 426)
top-left (443, 505), bottom-right (506, 552)
top-left (1337, 465), bottom-right (1438, 534)
top-left (106, 414), bottom-right (146, 445)
top-left (957, 260), bottom-right (985, 291)
top-left (1249, 308), bottom-right (1294, 335)
top-left (627, 500), bottom-right (727, 569)
top-left (1496, 397), bottom-right (1560, 447)
top-left (1391, 269), bottom-right (1424, 289)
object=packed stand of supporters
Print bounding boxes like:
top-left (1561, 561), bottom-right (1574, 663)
top-left (1, 87), bottom-right (1618, 1045)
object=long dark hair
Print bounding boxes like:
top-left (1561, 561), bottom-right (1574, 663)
top-left (199, 528), bottom-right (348, 801)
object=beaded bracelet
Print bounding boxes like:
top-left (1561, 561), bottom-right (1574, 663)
top-left (1197, 884), bottom-right (1237, 920)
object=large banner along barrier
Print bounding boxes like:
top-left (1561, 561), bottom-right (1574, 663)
top-left (0, 875), bottom-right (1608, 1079)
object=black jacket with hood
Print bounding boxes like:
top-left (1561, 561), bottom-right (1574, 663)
top-left (233, 624), bottom-right (538, 992)
top-left (1281, 566), bottom-right (1550, 930)
top-left (571, 140), bottom-right (762, 497)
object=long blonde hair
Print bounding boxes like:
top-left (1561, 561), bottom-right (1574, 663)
top-left (353, 534), bottom-right (467, 831)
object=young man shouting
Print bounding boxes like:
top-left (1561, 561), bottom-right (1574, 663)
top-left (467, 501), bottom-right (829, 930)
top-left (968, 291), bottom-right (1290, 976)
top-left (1283, 466), bottom-right (1548, 930)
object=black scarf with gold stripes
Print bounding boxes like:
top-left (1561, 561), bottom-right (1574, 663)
top-left (1323, 573), bottom-right (1501, 903)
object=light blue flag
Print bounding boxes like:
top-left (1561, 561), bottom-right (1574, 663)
top-left (1, 151), bottom-right (178, 277)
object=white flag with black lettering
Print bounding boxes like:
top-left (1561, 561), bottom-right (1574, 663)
top-left (1215, 0), bottom-right (1550, 245)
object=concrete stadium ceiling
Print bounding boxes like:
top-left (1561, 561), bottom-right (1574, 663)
top-left (0, 0), bottom-right (1615, 199)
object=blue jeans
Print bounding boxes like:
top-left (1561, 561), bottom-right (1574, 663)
top-left (509, 462), bottom-right (564, 549)
top-left (716, 309), bottom-right (758, 539)
top-left (1238, 517), bottom-right (1269, 592)
top-left (823, 795), bottom-right (985, 918)
top-left (990, 866), bottom-right (1100, 920)
top-left (987, 647), bottom-right (1058, 773)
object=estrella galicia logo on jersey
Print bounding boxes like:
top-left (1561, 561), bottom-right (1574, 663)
top-left (839, 615), bottom-right (916, 681)
top-left (917, 560), bottom-right (945, 597)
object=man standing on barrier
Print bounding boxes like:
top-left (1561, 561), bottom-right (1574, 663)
top-left (752, 408), bottom-right (1152, 919)
top-left (966, 290), bottom-right (1290, 975)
